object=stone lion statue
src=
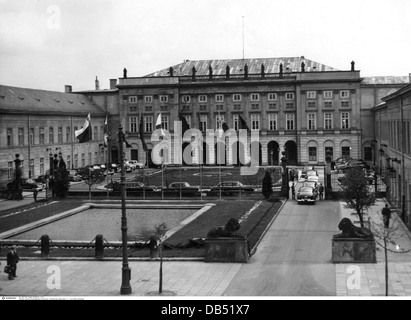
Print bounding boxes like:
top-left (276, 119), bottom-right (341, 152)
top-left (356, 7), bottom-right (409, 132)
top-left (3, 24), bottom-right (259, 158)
top-left (333, 218), bottom-right (374, 239)
top-left (207, 218), bottom-right (243, 238)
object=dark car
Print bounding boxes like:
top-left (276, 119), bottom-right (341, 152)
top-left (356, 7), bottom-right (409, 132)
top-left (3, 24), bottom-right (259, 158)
top-left (302, 181), bottom-right (319, 195)
top-left (168, 182), bottom-right (200, 191)
top-left (338, 159), bottom-right (370, 172)
top-left (34, 175), bottom-right (48, 184)
top-left (296, 186), bottom-right (316, 204)
top-left (8, 178), bottom-right (43, 191)
top-left (210, 181), bottom-right (254, 195)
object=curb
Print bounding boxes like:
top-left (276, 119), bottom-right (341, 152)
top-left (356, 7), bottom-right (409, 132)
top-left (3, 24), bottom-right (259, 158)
top-left (249, 199), bottom-right (288, 256)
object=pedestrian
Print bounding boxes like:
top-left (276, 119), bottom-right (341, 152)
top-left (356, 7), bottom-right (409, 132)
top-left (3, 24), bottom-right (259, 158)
top-left (291, 183), bottom-right (295, 200)
top-left (33, 189), bottom-right (38, 202)
top-left (318, 183), bottom-right (324, 200)
top-left (6, 245), bottom-right (19, 280)
top-left (382, 204), bottom-right (392, 228)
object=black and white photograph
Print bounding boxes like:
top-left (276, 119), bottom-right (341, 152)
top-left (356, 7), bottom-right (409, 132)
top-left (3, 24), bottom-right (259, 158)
top-left (1, 0), bottom-right (411, 303)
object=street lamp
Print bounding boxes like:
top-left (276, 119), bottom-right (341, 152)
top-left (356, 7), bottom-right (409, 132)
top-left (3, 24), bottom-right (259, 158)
top-left (280, 151), bottom-right (289, 198)
top-left (118, 125), bottom-right (132, 295)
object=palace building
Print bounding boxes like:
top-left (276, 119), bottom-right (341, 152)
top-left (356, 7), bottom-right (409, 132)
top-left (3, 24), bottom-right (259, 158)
top-left (113, 57), bottom-right (409, 167)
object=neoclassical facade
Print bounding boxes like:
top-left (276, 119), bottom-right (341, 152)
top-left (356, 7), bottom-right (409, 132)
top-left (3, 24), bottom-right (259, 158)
top-left (116, 57), bottom-right (366, 167)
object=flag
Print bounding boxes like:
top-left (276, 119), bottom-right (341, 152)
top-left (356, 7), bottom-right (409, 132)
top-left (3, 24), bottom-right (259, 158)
top-left (156, 113), bottom-right (165, 136)
top-left (120, 118), bottom-right (133, 149)
top-left (139, 116), bottom-right (148, 152)
top-left (222, 122), bottom-right (229, 132)
top-left (103, 115), bottom-right (108, 146)
top-left (179, 113), bottom-right (190, 135)
top-left (239, 115), bottom-right (250, 132)
top-left (75, 113), bottom-right (92, 143)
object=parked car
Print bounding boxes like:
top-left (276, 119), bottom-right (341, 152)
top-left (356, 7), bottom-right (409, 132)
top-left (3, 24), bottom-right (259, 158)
top-left (210, 181), bottom-right (254, 195)
top-left (337, 159), bottom-right (370, 172)
top-left (301, 166), bottom-right (314, 180)
top-left (168, 182), bottom-right (200, 191)
top-left (125, 160), bottom-right (145, 170)
top-left (302, 181), bottom-right (318, 195)
top-left (296, 186), bottom-right (317, 204)
top-left (7, 178), bottom-right (43, 191)
top-left (68, 170), bottom-right (82, 182)
top-left (306, 175), bottom-right (319, 184)
top-left (34, 175), bottom-right (48, 184)
top-left (306, 170), bottom-right (318, 178)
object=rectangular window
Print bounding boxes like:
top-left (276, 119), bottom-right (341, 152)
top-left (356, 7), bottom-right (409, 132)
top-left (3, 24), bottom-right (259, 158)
top-left (74, 154), bottom-right (78, 169)
top-left (286, 114), bottom-right (295, 130)
top-left (81, 153), bottom-right (85, 167)
top-left (324, 113), bottom-right (333, 130)
top-left (341, 113), bottom-right (350, 129)
top-left (129, 96), bottom-right (138, 104)
top-left (58, 127), bottom-right (63, 143)
top-left (307, 114), bottom-right (316, 130)
top-left (340, 90), bottom-right (350, 99)
top-left (30, 128), bottom-right (35, 145)
top-left (7, 128), bottom-right (13, 147)
top-left (233, 94), bottom-right (242, 102)
top-left (215, 94), bottom-right (224, 102)
top-left (216, 105), bottom-right (224, 111)
top-left (364, 147), bottom-right (372, 161)
top-left (66, 127), bottom-right (71, 143)
top-left (268, 103), bottom-right (277, 110)
top-left (8, 162), bottom-right (13, 180)
top-left (144, 96), bottom-right (153, 103)
top-left (40, 157), bottom-right (45, 175)
top-left (324, 101), bottom-right (333, 109)
top-left (268, 93), bottom-right (277, 101)
top-left (251, 104), bottom-right (260, 110)
top-left (286, 103), bottom-right (295, 109)
top-left (200, 115), bottom-right (207, 132)
top-left (129, 106), bottom-right (138, 113)
top-left (309, 147), bottom-right (317, 161)
top-left (182, 95), bottom-right (191, 103)
top-left (216, 115), bottom-right (225, 130)
top-left (233, 104), bottom-right (241, 110)
top-left (49, 127), bottom-right (54, 144)
top-left (39, 127), bottom-right (45, 145)
top-left (94, 126), bottom-right (98, 141)
top-left (324, 91), bottom-right (333, 99)
top-left (268, 114), bottom-right (278, 131)
top-left (342, 147), bottom-right (351, 158)
top-left (307, 91), bottom-right (316, 99)
top-left (160, 95), bottom-right (168, 103)
top-left (307, 101), bottom-right (317, 108)
top-left (145, 106), bottom-right (153, 112)
top-left (29, 159), bottom-right (34, 176)
top-left (130, 117), bottom-right (138, 133)
top-left (18, 128), bottom-right (24, 146)
top-left (199, 95), bottom-right (207, 103)
top-left (251, 93), bottom-right (260, 101)
top-left (145, 116), bottom-right (153, 133)
top-left (161, 115), bottom-right (169, 130)
top-left (341, 101), bottom-right (350, 108)
top-left (286, 93), bottom-right (295, 100)
top-left (251, 114), bottom-right (260, 130)
top-left (231, 114), bottom-right (238, 131)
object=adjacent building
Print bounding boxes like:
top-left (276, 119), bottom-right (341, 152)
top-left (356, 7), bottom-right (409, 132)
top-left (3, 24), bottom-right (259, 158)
top-left (0, 85), bottom-right (107, 181)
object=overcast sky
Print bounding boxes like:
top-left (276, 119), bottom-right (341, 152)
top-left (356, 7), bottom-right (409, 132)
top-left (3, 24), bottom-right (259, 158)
top-left (1, 0), bottom-right (410, 92)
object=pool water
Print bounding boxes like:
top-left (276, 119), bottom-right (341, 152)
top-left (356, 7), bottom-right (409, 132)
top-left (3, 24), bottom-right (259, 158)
top-left (10, 208), bottom-right (196, 242)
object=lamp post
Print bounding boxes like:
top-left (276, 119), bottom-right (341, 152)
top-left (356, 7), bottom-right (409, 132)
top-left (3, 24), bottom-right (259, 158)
top-left (118, 125), bottom-right (132, 295)
top-left (325, 151), bottom-right (333, 200)
top-left (280, 152), bottom-right (289, 198)
top-left (14, 154), bottom-right (22, 200)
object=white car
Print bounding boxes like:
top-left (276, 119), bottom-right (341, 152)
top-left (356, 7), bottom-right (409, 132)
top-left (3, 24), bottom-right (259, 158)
top-left (125, 160), bottom-right (144, 170)
top-left (306, 175), bottom-right (319, 184)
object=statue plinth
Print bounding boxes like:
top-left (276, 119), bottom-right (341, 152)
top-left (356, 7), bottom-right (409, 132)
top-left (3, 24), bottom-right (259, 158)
top-left (332, 238), bottom-right (376, 264)
top-left (205, 238), bottom-right (249, 263)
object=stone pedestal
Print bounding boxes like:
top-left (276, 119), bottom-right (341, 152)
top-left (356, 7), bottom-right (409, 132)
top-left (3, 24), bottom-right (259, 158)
top-left (332, 238), bottom-right (376, 264)
top-left (205, 238), bottom-right (249, 263)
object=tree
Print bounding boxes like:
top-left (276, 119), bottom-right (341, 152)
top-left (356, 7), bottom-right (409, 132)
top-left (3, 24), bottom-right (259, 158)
top-left (53, 158), bottom-right (70, 198)
top-left (371, 218), bottom-right (400, 296)
top-left (340, 167), bottom-right (376, 227)
top-left (81, 167), bottom-right (106, 200)
top-left (262, 171), bottom-right (273, 199)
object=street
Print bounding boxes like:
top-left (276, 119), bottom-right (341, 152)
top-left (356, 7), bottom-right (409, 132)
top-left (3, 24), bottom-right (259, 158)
top-left (223, 199), bottom-right (340, 296)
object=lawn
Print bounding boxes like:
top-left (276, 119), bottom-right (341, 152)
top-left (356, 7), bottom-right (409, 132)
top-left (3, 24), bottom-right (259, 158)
top-left (0, 198), bottom-right (284, 259)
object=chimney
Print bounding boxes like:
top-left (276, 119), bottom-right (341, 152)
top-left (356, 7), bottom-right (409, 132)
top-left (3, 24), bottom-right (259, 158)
top-left (95, 76), bottom-right (100, 90)
top-left (109, 79), bottom-right (117, 89)
top-left (64, 85), bottom-right (72, 93)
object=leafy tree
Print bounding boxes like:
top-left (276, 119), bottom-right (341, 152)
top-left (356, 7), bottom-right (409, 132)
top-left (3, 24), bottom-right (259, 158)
top-left (81, 167), bottom-right (106, 199)
top-left (262, 171), bottom-right (273, 199)
top-left (53, 158), bottom-right (70, 198)
top-left (340, 167), bottom-right (376, 227)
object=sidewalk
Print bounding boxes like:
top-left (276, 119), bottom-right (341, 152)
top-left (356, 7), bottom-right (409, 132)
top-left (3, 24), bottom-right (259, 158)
top-left (336, 198), bottom-right (411, 296)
